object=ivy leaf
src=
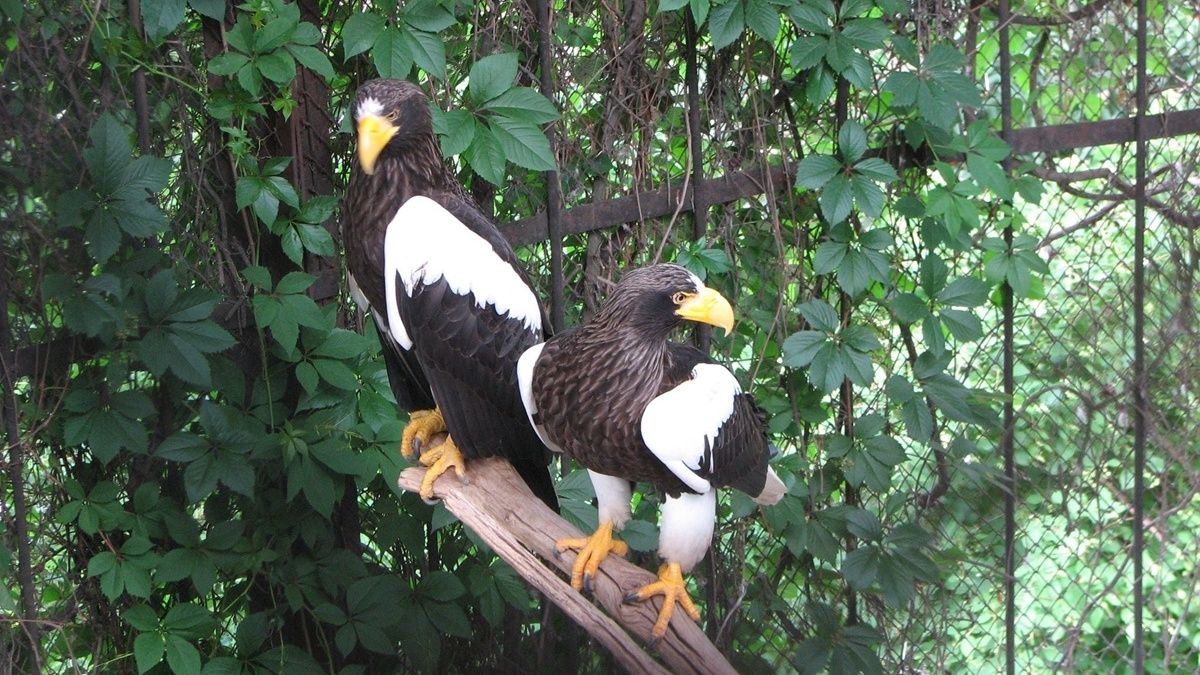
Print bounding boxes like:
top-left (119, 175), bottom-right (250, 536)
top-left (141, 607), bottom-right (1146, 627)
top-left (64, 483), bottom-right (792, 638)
top-left (812, 241), bottom-right (847, 274)
top-left (343, 12), bottom-right (385, 61)
top-left (937, 276), bottom-right (989, 307)
top-left (256, 50), bottom-right (296, 85)
top-left (483, 87), bottom-right (559, 124)
top-left (371, 26), bottom-right (412, 79)
top-left (744, 0), bottom-right (779, 41)
top-left (890, 292), bottom-right (928, 324)
top-left (469, 53), bottom-right (519, 103)
top-left (400, 26), bottom-right (446, 79)
top-left (838, 120), bottom-right (867, 163)
top-left (434, 109), bottom-right (477, 157)
top-left (782, 331), bottom-right (828, 368)
top-left (797, 299), bottom-right (839, 332)
top-left (142, 0), bottom-right (186, 42)
top-left (850, 174), bottom-right (885, 219)
top-left (708, 0), bottom-right (745, 49)
top-left (288, 44), bottom-right (335, 80)
top-left (790, 35), bottom-right (827, 70)
top-left (795, 154), bottom-right (841, 190)
top-left (188, 0), bottom-right (225, 20)
top-left (134, 633), bottom-right (165, 674)
top-left (489, 116), bottom-right (555, 171)
top-left (818, 175), bottom-right (853, 224)
top-left (854, 157), bottom-right (898, 183)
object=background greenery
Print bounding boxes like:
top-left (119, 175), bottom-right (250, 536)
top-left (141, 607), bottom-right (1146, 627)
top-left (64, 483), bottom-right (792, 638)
top-left (1, 0), bottom-right (1196, 673)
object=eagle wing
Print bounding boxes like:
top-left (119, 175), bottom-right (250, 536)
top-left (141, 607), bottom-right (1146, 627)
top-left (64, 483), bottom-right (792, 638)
top-left (382, 192), bottom-right (554, 502)
top-left (640, 343), bottom-right (772, 497)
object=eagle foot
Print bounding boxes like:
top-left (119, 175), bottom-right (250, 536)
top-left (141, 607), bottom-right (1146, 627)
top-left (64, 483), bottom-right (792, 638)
top-left (622, 562), bottom-right (701, 638)
top-left (400, 408), bottom-right (445, 460)
top-left (555, 520), bottom-right (629, 593)
top-left (417, 436), bottom-right (467, 500)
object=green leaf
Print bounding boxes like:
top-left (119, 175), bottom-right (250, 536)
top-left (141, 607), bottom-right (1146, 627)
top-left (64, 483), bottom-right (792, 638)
top-left (809, 342), bottom-right (845, 392)
top-left (782, 330), bottom-right (827, 368)
top-left (371, 26), bottom-right (412, 79)
top-left (967, 152), bottom-right (1010, 197)
top-left (435, 109), bottom-right (477, 156)
top-left (165, 635), bottom-right (201, 675)
top-left (939, 308), bottom-right (982, 341)
top-left (660, 0), bottom-right (689, 9)
top-left (288, 44), bottom-right (335, 80)
top-left (744, 0), bottom-right (779, 41)
top-left (421, 570), bottom-right (466, 602)
top-left (134, 632), bottom-right (165, 674)
top-left (818, 175), bottom-right (853, 224)
top-left (469, 53), bottom-right (519, 102)
top-left (812, 241), bottom-right (846, 275)
top-left (142, 0), bottom-right (186, 42)
top-left (424, 602), bottom-right (472, 639)
top-left (843, 545), bottom-right (880, 590)
top-left (838, 120), bottom-right (867, 162)
top-left (901, 398), bottom-right (933, 442)
top-left (919, 255), bottom-right (948, 296)
top-left (277, 271), bottom-right (315, 295)
top-left (209, 52), bottom-right (249, 77)
top-left (489, 117), bottom-right (555, 171)
top-left (938, 276), bottom-right (989, 307)
top-left (797, 299), bottom-right (839, 332)
top-left (125, 604), bottom-right (160, 632)
top-left (836, 249), bottom-right (871, 296)
top-left (343, 12), bottom-right (384, 60)
top-left (236, 61), bottom-right (263, 97)
top-left (400, 27), bottom-right (446, 79)
top-left (795, 154), bottom-right (841, 190)
top-left (890, 292), bottom-right (928, 324)
top-left (707, 0), bottom-right (745, 50)
top-left (164, 603), bottom-right (215, 640)
top-left (313, 359), bottom-right (358, 390)
top-left (849, 176), bottom-right (883, 220)
top-left (403, 0), bottom-right (457, 31)
top-left (465, 124), bottom-right (507, 186)
top-left (854, 157), bottom-right (897, 183)
top-left (790, 35), bottom-right (827, 70)
top-left (188, 0), bottom-right (224, 20)
top-left (483, 87), bottom-right (559, 124)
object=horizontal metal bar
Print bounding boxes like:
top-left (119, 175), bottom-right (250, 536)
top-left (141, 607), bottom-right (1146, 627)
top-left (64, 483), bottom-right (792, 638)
top-left (1007, 108), bottom-right (1200, 154)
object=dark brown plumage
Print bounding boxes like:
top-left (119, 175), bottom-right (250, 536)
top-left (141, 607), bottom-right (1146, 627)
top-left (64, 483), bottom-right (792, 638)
top-left (518, 263), bottom-right (783, 637)
top-left (343, 78), bottom-right (557, 509)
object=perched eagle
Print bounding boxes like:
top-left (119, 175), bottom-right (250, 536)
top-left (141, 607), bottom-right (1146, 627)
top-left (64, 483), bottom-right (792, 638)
top-left (518, 263), bottom-right (785, 638)
top-left (343, 78), bottom-right (557, 509)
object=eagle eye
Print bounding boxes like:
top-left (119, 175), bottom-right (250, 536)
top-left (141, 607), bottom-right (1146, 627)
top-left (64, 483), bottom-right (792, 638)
top-left (671, 291), bottom-right (688, 305)
top-left (385, 110), bottom-right (399, 122)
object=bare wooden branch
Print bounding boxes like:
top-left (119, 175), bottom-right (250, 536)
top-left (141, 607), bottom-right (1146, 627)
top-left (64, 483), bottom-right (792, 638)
top-left (397, 456), bottom-right (737, 675)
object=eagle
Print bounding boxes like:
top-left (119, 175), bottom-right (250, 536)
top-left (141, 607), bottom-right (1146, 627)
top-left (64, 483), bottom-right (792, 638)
top-left (517, 263), bottom-right (785, 638)
top-left (343, 78), bottom-right (557, 509)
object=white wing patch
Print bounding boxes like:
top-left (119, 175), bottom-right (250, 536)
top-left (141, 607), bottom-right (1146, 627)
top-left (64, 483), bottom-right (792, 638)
top-left (641, 363), bottom-right (741, 494)
top-left (383, 196), bottom-right (543, 348)
top-left (517, 343), bottom-right (563, 453)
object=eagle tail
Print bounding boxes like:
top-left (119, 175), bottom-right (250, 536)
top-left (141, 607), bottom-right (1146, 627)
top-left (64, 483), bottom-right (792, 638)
top-left (512, 457), bottom-right (560, 513)
top-left (753, 466), bottom-right (786, 506)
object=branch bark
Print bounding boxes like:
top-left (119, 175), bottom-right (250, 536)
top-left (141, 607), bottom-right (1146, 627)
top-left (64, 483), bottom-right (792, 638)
top-left (397, 457), bottom-right (737, 675)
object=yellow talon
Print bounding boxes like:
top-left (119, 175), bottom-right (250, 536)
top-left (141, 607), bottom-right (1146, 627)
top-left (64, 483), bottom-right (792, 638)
top-left (417, 436), bottom-right (466, 500)
top-left (623, 562), bottom-right (701, 638)
top-left (555, 521), bottom-right (629, 593)
top-left (400, 408), bottom-right (445, 460)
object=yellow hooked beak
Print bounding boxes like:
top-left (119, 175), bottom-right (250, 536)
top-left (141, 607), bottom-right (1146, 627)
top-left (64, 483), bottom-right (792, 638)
top-left (356, 114), bottom-right (398, 175)
top-left (675, 286), bottom-right (735, 335)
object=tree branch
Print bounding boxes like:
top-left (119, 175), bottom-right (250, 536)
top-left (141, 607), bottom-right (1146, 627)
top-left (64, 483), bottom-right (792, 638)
top-left (397, 457), bottom-right (737, 675)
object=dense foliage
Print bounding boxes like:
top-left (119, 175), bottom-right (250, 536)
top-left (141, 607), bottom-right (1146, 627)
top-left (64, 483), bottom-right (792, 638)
top-left (2, 0), bottom-right (1196, 673)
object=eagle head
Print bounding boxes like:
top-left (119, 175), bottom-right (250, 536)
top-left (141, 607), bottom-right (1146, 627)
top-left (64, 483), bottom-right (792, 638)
top-left (604, 264), bottom-right (735, 337)
top-left (352, 79), bottom-right (433, 175)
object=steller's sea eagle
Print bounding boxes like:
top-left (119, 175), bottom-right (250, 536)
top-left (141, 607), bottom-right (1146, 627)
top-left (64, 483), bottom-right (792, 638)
top-left (343, 78), bottom-right (557, 509)
top-left (517, 263), bottom-right (785, 638)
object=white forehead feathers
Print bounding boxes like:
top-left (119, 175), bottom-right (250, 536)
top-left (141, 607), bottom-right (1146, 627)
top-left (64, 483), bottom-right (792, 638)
top-left (356, 96), bottom-right (384, 120)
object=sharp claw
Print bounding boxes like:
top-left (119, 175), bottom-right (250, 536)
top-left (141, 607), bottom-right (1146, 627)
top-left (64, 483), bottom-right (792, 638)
top-left (582, 573), bottom-right (593, 594)
top-left (622, 591), bottom-right (638, 605)
top-left (411, 436), bottom-right (423, 456)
